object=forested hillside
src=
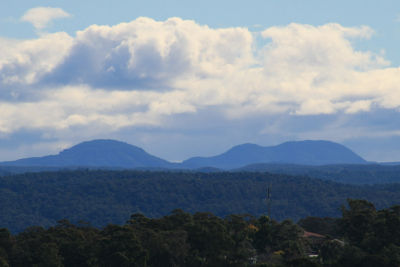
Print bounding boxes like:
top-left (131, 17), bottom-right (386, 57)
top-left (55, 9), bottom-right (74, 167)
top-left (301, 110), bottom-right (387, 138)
top-left (2, 170), bottom-right (400, 233)
top-left (237, 163), bottom-right (400, 184)
top-left (3, 163), bottom-right (400, 185)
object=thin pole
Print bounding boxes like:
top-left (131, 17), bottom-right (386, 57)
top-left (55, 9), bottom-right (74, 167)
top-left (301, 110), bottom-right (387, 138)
top-left (267, 185), bottom-right (271, 218)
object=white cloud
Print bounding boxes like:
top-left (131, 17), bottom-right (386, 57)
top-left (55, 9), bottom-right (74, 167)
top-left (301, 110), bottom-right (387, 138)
top-left (0, 32), bottom-right (73, 89)
top-left (39, 17), bottom-right (254, 89)
top-left (1, 17), bottom-right (400, 148)
top-left (21, 7), bottom-right (71, 30)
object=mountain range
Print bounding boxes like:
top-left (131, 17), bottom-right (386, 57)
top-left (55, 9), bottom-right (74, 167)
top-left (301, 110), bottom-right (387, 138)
top-left (0, 139), bottom-right (368, 170)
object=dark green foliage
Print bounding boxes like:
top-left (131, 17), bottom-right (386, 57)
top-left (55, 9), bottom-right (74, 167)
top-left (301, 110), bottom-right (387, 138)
top-left (1, 200), bottom-right (400, 266)
top-left (238, 163), bottom-right (400, 184)
top-left (0, 212), bottom-right (311, 267)
top-left (319, 199), bottom-right (400, 267)
top-left (340, 199), bottom-right (377, 245)
top-left (4, 161), bottom-right (400, 185)
top-left (0, 228), bottom-right (13, 267)
top-left (97, 225), bottom-right (147, 267)
top-left (252, 216), bottom-right (306, 261)
top-left (286, 258), bottom-right (321, 267)
top-left (2, 170), bottom-right (400, 233)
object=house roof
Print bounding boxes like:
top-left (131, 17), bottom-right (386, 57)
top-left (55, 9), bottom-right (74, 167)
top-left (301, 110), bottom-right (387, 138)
top-left (303, 231), bottom-right (325, 238)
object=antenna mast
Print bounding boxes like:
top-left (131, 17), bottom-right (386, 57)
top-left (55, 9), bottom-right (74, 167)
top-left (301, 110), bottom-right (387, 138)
top-left (267, 185), bottom-right (271, 218)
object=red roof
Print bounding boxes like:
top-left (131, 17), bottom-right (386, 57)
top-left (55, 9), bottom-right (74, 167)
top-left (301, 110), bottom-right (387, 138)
top-left (303, 231), bottom-right (325, 238)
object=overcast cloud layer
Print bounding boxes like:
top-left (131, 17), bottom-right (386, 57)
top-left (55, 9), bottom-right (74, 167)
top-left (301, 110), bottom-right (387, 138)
top-left (1, 16), bottom-right (400, 161)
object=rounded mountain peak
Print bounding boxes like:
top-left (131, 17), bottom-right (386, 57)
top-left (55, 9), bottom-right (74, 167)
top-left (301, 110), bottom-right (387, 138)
top-left (54, 139), bottom-right (170, 168)
top-left (60, 139), bottom-right (145, 155)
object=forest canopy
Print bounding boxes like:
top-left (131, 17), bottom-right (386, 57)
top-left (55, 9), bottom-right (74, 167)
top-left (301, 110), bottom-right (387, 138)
top-left (1, 170), bottom-right (400, 233)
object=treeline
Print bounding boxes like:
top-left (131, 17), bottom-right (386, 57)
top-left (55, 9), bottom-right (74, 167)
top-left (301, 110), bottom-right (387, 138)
top-left (0, 211), bottom-right (306, 267)
top-left (1, 200), bottom-right (400, 266)
top-left (2, 170), bottom-right (400, 233)
top-left (237, 163), bottom-right (400, 184)
top-left (3, 163), bottom-right (400, 185)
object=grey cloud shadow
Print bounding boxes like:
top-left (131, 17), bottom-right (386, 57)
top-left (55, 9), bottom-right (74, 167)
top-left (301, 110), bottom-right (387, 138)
top-left (39, 36), bottom-right (192, 91)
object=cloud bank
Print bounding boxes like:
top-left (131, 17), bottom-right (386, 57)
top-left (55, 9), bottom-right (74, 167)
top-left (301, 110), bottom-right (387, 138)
top-left (1, 17), bottom-right (400, 160)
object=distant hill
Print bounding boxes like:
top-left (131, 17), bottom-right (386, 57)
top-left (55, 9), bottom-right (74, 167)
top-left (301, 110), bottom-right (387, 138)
top-left (0, 139), bottom-right (173, 169)
top-left (0, 139), bottom-right (367, 171)
top-left (182, 140), bottom-right (367, 169)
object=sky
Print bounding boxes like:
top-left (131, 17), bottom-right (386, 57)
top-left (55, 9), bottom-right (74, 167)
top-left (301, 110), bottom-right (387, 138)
top-left (0, 0), bottom-right (400, 162)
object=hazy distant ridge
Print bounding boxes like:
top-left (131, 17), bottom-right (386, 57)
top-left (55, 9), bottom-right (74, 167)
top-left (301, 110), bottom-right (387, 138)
top-left (0, 139), bottom-right (173, 169)
top-left (0, 139), bottom-right (366, 169)
top-left (182, 140), bottom-right (367, 169)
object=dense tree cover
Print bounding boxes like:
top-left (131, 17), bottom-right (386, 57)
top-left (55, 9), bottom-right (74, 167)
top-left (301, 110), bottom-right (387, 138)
top-left (2, 170), bottom-right (400, 233)
top-left (1, 200), bottom-right (400, 266)
top-left (3, 163), bottom-right (400, 184)
top-left (3, 163), bottom-right (400, 185)
top-left (0, 210), bottom-right (315, 267)
top-left (318, 199), bottom-right (400, 267)
top-left (0, 166), bottom-right (62, 176)
top-left (237, 163), bottom-right (400, 184)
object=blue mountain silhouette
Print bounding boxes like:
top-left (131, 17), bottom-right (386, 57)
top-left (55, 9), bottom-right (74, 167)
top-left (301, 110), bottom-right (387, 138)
top-left (182, 140), bottom-right (366, 169)
top-left (0, 139), bottom-right (366, 169)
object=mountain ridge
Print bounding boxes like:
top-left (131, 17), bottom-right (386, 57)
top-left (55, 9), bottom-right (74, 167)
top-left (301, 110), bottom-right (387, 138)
top-left (0, 139), bottom-right (367, 169)
top-left (0, 139), bottom-right (173, 169)
top-left (181, 140), bottom-right (367, 169)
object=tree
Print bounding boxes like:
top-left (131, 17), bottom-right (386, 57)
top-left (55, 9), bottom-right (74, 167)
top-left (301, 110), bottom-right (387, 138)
top-left (98, 225), bottom-right (147, 267)
top-left (340, 199), bottom-right (376, 245)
